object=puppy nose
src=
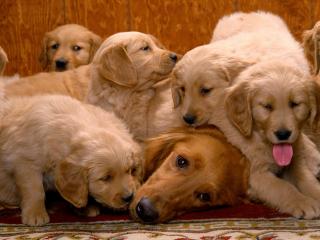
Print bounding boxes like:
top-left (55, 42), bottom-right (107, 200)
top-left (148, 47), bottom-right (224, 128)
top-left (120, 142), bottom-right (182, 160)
top-left (274, 129), bottom-right (292, 141)
top-left (183, 114), bottom-right (197, 125)
top-left (169, 53), bottom-right (178, 62)
top-left (136, 197), bottom-right (159, 223)
top-left (55, 59), bottom-right (68, 70)
top-left (122, 193), bottom-right (134, 203)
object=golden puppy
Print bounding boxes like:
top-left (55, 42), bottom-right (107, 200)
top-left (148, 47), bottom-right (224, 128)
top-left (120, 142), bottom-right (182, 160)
top-left (87, 31), bottom-right (179, 140)
top-left (39, 24), bottom-right (102, 71)
top-left (0, 94), bottom-right (142, 226)
top-left (224, 61), bottom-right (320, 219)
top-left (130, 126), bottom-right (249, 223)
top-left (302, 21), bottom-right (320, 74)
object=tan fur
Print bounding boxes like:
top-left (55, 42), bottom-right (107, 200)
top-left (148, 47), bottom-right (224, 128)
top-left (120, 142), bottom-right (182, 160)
top-left (173, 12), bottom-right (320, 219)
top-left (0, 46), bottom-right (8, 75)
top-left (86, 31), bottom-right (180, 140)
top-left (130, 126), bottom-right (249, 223)
top-left (39, 24), bottom-right (102, 71)
top-left (0, 94), bottom-right (142, 226)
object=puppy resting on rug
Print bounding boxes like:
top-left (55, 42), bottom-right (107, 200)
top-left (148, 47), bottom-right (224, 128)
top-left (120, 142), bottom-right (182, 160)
top-left (0, 94), bottom-right (142, 226)
top-left (172, 12), bottom-right (320, 218)
top-left (39, 24), bottom-right (102, 71)
top-left (130, 126), bottom-right (249, 223)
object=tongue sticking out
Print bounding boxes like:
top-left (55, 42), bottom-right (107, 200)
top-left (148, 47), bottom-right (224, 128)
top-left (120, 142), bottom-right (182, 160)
top-left (272, 144), bottom-right (293, 166)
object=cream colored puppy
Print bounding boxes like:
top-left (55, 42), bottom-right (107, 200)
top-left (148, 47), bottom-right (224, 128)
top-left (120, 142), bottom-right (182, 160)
top-left (172, 12), bottom-right (320, 218)
top-left (0, 94), bottom-right (142, 226)
top-left (87, 31), bottom-right (180, 140)
top-left (39, 24), bottom-right (102, 71)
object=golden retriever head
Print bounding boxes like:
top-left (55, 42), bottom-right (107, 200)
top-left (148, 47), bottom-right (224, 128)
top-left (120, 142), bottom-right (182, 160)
top-left (39, 24), bottom-right (102, 72)
top-left (130, 126), bottom-right (249, 223)
top-left (91, 31), bottom-right (179, 91)
top-left (225, 61), bottom-right (320, 166)
top-left (0, 46), bottom-right (8, 75)
top-left (55, 130), bottom-right (142, 210)
top-left (172, 44), bottom-right (253, 126)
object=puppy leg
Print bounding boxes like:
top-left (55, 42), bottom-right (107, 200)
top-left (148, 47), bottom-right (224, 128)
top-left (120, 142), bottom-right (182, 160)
top-left (15, 165), bottom-right (49, 226)
top-left (249, 171), bottom-right (320, 219)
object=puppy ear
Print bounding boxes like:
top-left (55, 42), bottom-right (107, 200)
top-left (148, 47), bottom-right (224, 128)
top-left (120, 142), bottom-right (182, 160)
top-left (88, 32), bottom-right (102, 62)
top-left (96, 45), bottom-right (138, 87)
top-left (302, 23), bottom-right (320, 75)
top-left (220, 57), bottom-right (254, 83)
top-left (171, 72), bottom-right (182, 108)
top-left (307, 79), bottom-right (320, 128)
top-left (225, 82), bottom-right (252, 137)
top-left (55, 157), bottom-right (88, 208)
top-left (0, 47), bottom-right (8, 75)
top-left (144, 130), bottom-right (187, 180)
top-left (39, 33), bottom-right (50, 71)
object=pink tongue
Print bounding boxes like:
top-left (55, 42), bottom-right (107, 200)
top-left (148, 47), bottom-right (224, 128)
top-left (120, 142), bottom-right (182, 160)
top-left (272, 144), bottom-right (293, 166)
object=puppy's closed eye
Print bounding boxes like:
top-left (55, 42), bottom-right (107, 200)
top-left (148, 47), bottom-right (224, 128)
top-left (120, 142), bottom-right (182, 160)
top-left (51, 43), bottom-right (59, 50)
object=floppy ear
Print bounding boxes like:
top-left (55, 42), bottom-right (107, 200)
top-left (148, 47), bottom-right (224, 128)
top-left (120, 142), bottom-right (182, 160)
top-left (0, 47), bottom-right (8, 75)
top-left (171, 72), bottom-right (183, 108)
top-left (88, 32), bottom-right (102, 62)
top-left (97, 45), bottom-right (138, 87)
top-left (39, 33), bottom-right (50, 70)
top-left (307, 79), bottom-right (320, 128)
top-left (225, 82), bottom-right (252, 137)
top-left (144, 130), bottom-right (187, 180)
top-left (55, 157), bottom-right (88, 208)
top-left (302, 23), bottom-right (320, 75)
top-left (220, 57), bottom-right (254, 83)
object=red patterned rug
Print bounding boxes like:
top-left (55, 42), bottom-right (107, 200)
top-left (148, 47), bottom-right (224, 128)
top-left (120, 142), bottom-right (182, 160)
top-left (0, 193), bottom-right (319, 240)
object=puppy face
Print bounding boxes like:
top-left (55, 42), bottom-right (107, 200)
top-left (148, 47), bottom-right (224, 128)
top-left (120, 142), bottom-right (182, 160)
top-left (172, 45), bottom-right (252, 126)
top-left (225, 63), bottom-right (320, 166)
top-left (40, 24), bottom-right (102, 72)
top-left (130, 127), bottom-right (249, 223)
top-left (93, 32), bottom-right (178, 90)
top-left (55, 132), bottom-right (142, 210)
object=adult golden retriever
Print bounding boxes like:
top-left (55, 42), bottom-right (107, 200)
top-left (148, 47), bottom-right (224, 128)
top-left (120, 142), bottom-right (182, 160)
top-left (39, 24), bottom-right (102, 71)
top-left (130, 126), bottom-right (249, 223)
top-left (0, 94), bottom-right (142, 226)
top-left (172, 11), bottom-right (320, 218)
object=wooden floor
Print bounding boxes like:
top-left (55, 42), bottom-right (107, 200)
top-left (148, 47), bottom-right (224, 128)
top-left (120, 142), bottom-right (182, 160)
top-left (0, 0), bottom-right (319, 76)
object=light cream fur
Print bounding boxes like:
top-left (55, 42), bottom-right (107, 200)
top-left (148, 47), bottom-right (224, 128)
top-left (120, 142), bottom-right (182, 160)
top-left (86, 31), bottom-right (181, 140)
top-left (0, 94), bottom-right (142, 226)
top-left (39, 24), bottom-right (102, 71)
top-left (172, 11), bottom-right (320, 218)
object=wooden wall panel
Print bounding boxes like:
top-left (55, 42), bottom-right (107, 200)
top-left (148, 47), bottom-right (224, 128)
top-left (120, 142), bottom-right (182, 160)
top-left (65, 0), bottom-right (129, 39)
top-left (130, 0), bottom-right (235, 54)
top-left (236, 0), bottom-right (312, 40)
top-left (0, 0), bottom-right (64, 76)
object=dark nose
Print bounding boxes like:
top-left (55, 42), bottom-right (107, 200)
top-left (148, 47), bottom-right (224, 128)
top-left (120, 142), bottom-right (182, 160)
top-left (183, 114), bottom-right (196, 125)
top-left (122, 193), bottom-right (134, 203)
top-left (55, 59), bottom-right (68, 70)
top-left (274, 129), bottom-right (292, 141)
top-left (169, 53), bottom-right (178, 62)
top-left (135, 197), bottom-right (159, 223)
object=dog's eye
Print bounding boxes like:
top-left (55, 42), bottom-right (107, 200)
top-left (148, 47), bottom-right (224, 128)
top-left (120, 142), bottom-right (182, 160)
top-left (180, 87), bottom-right (185, 93)
top-left (200, 87), bottom-right (212, 96)
top-left (176, 155), bottom-right (189, 168)
top-left (51, 43), bottom-right (59, 50)
top-left (72, 45), bottom-right (82, 51)
top-left (262, 103), bottom-right (273, 111)
top-left (101, 175), bottom-right (113, 182)
top-left (289, 101), bottom-right (299, 108)
top-left (130, 167), bottom-right (137, 176)
top-left (196, 192), bottom-right (211, 202)
top-left (141, 46), bottom-right (150, 51)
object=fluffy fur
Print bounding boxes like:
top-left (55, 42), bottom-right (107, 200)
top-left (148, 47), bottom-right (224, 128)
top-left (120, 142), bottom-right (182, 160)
top-left (86, 31), bottom-right (181, 140)
top-left (0, 94), bottom-right (142, 226)
top-left (39, 24), bottom-right (102, 71)
top-left (130, 126), bottom-right (249, 223)
top-left (172, 11), bottom-right (320, 218)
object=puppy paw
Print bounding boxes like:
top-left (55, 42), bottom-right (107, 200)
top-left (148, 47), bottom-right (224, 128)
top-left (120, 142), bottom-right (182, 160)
top-left (281, 196), bottom-right (320, 219)
top-left (22, 207), bottom-right (49, 226)
top-left (75, 204), bottom-right (101, 217)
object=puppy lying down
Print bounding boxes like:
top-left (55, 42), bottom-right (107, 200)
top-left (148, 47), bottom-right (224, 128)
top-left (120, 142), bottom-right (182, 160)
top-left (0, 94), bottom-right (142, 226)
top-left (130, 126), bottom-right (249, 223)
